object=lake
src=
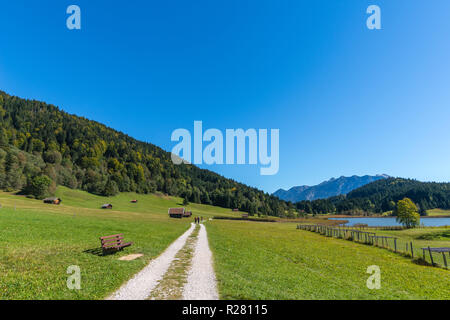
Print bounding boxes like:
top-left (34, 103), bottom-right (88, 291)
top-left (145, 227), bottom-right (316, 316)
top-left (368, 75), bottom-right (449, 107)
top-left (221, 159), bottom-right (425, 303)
top-left (329, 217), bottom-right (450, 227)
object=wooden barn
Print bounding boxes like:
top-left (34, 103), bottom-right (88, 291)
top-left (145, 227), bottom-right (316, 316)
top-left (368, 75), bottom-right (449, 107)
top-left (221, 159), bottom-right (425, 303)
top-left (131, 200), bottom-right (138, 203)
top-left (184, 211), bottom-right (192, 218)
top-left (168, 208), bottom-right (185, 219)
top-left (242, 213), bottom-right (249, 219)
top-left (43, 197), bottom-right (61, 205)
top-left (102, 204), bottom-right (113, 209)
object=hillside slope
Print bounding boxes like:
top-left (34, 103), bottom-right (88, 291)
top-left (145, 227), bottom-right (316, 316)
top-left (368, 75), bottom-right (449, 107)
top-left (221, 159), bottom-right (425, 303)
top-left (0, 91), bottom-right (286, 216)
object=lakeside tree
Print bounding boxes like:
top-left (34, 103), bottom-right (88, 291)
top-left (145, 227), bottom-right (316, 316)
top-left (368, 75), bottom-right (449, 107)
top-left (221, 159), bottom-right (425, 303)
top-left (395, 197), bottom-right (420, 228)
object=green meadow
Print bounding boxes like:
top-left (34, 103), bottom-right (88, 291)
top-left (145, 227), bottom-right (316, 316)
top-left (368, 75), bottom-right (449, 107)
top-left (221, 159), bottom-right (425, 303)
top-left (207, 220), bottom-right (450, 300)
top-left (374, 227), bottom-right (450, 267)
top-left (427, 209), bottom-right (450, 217)
top-left (0, 187), bottom-right (239, 300)
top-left (0, 188), bottom-right (448, 300)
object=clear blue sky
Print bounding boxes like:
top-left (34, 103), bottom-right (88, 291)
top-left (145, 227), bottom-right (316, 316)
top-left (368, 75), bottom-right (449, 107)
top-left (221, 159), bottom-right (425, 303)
top-left (1, 1), bottom-right (450, 193)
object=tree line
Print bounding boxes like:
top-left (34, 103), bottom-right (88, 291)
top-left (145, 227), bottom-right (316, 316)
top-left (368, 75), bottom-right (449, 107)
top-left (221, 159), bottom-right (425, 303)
top-left (295, 178), bottom-right (450, 215)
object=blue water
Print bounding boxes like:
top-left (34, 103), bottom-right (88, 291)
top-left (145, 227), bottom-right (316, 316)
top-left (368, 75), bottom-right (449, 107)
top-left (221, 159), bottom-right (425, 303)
top-left (329, 217), bottom-right (450, 227)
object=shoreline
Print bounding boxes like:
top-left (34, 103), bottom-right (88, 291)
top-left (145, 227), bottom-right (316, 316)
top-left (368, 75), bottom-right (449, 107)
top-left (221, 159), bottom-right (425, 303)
top-left (325, 215), bottom-right (450, 219)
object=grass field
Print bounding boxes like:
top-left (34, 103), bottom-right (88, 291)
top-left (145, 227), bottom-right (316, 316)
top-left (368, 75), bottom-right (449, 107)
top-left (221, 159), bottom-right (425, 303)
top-left (374, 227), bottom-right (450, 267)
top-left (1, 188), bottom-right (449, 300)
top-left (207, 220), bottom-right (450, 300)
top-left (427, 209), bottom-right (450, 217)
top-left (54, 186), bottom-right (241, 218)
top-left (0, 187), bottom-right (234, 299)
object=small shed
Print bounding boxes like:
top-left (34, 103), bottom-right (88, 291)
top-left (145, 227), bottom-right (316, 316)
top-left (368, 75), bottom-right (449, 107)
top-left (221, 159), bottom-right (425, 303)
top-left (43, 197), bottom-right (61, 205)
top-left (102, 204), bottom-right (113, 209)
top-left (232, 208), bottom-right (239, 212)
top-left (131, 200), bottom-right (138, 203)
top-left (168, 208), bottom-right (185, 219)
top-left (242, 213), bottom-right (249, 219)
top-left (184, 211), bottom-right (192, 218)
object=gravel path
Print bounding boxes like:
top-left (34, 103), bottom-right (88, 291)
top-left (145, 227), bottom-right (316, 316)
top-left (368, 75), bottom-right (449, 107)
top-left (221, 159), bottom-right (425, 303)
top-left (182, 223), bottom-right (219, 300)
top-left (107, 223), bottom-right (196, 300)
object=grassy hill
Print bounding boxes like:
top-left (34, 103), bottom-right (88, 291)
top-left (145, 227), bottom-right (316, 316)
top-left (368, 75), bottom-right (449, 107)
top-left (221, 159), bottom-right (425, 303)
top-left (0, 90), bottom-right (287, 217)
top-left (427, 208), bottom-right (450, 217)
top-left (53, 186), bottom-right (241, 219)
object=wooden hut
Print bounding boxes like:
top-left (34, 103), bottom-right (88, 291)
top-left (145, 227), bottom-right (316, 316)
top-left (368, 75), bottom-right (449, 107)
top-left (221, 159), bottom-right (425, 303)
top-left (242, 213), bottom-right (249, 219)
top-left (168, 208), bottom-right (185, 219)
top-left (184, 211), bottom-right (192, 218)
top-left (102, 204), bottom-right (113, 209)
top-left (131, 200), bottom-right (138, 203)
top-left (43, 197), bottom-right (61, 205)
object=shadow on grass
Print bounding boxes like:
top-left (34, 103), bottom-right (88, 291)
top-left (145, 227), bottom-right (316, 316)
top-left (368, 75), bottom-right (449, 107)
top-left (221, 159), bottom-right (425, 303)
top-left (83, 247), bottom-right (107, 257)
top-left (83, 247), bottom-right (131, 257)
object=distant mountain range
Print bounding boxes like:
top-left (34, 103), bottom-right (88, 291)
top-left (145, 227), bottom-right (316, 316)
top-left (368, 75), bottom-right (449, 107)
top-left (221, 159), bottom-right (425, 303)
top-left (273, 175), bottom-right (390, 202)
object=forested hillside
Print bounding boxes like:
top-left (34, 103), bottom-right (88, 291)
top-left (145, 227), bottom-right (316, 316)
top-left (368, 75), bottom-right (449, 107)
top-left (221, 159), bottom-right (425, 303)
top-left (296, 178), bottom-right (450, 215)
top-left (0, 91), bottom-right (289, 216)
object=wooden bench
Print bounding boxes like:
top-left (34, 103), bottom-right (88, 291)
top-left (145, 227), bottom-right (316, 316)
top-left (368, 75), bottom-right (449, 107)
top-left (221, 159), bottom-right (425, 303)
top-left (100, 234), bottom-right (133, 255)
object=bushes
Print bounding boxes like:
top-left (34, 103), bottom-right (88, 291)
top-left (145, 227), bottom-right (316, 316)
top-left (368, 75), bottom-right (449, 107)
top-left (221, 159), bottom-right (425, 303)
top-left (27, 175), bottom-right (52, 199)
top-left (102, 179), bottom-right (119, 196)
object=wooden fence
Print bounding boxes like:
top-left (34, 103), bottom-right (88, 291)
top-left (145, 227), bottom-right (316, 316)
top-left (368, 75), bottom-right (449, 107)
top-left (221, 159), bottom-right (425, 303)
top-left (297, 224), bottom-right (449, 269)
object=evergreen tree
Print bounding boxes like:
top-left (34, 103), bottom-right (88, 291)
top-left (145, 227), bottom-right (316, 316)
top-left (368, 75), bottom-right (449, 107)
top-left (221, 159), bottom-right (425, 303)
top-left (28, 175), bottom-right (52, 199)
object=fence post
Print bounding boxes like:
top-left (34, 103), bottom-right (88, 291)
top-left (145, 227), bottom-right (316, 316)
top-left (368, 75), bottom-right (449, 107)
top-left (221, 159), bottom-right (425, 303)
top-left (410, 242), bottom-right (414, 259)
top-left (428, 246), bottom-right (434, 265)
top-left (394, 238), bottom-right (397, 252)
top-left (442, 252), bottom-right (448, 269)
